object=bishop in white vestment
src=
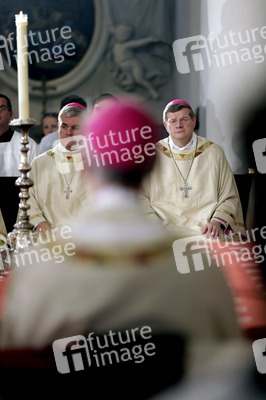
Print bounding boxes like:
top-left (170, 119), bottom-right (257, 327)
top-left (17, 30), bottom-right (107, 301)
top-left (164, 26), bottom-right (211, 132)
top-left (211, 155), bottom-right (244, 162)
top-left (27, 103), bottom-right (90, 235)
top-left (141, 99), bottom-right (246, 240)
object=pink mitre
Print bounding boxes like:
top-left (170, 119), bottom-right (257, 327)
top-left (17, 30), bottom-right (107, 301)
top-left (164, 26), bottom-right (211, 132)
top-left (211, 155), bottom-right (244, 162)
top-left (82, 98), bottom-right (159, 171)
top-left (163, 99), bottom-right (192, 120)
top-left (65, 102), bottom-right (87, 110)
top-left (164, 99), bottom-right (192, 109)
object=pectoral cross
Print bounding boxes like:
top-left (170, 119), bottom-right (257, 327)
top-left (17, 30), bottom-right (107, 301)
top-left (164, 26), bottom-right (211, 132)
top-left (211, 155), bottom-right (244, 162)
top-left (64, 186), bottom-right (72, 200)
top-left (180, 181), bottom-right (192, 198)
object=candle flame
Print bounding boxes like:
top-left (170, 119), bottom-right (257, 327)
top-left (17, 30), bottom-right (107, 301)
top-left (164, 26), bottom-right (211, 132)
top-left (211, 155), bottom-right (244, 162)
top-left (15, 11), bottom-right (27, 23)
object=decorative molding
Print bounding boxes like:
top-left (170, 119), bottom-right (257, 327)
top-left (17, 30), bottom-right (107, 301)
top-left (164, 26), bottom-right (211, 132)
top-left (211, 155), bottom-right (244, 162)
top-left (0, 0), bottom-right (110, 98)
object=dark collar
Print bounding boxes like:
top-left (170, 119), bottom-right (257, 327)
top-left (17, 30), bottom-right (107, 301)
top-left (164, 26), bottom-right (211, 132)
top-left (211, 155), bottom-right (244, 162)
top-left (0, 128), bottom-right (14, 143)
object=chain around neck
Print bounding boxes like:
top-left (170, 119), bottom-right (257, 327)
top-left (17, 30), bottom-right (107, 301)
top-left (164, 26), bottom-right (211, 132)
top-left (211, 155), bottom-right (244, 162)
top-left (168, 136), bottom-right (198, 183)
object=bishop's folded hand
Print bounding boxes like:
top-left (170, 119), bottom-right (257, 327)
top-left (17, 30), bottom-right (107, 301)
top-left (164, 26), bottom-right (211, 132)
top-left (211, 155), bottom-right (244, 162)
top-left (202, 220), bottom-right (222, 239)
top-left (36, 221), bottom-right (52, 239)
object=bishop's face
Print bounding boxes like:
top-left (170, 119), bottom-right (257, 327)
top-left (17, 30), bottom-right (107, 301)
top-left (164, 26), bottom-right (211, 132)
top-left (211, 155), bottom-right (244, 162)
top-left (58, 114), bottom-right (81, 139)
top-left (164, 108), bottom-right (196, 148)
top-left (58, 114), bottom-right (81, 150)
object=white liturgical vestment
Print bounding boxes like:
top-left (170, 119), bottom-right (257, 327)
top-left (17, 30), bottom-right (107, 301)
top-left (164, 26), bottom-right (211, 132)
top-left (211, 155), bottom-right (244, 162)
top-left (141, 133), bottom-right (246, 239)
top-left (0, 131), bottom-right (38, 176)
top-left (27, 142), bottom-right (90, 228)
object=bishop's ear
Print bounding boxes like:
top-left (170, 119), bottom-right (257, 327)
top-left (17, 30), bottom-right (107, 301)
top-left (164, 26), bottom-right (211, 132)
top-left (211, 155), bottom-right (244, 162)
top-left (163, 120), bottom-right (169, 133)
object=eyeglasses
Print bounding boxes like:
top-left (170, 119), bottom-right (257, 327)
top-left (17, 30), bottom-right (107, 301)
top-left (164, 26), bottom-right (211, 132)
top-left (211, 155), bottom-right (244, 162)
top-left (167, 117), bottom-right (191, 125)
top-left (0, 105), bottom-right (10, 112)
top-left (60, 123), bottom-right (80, 134)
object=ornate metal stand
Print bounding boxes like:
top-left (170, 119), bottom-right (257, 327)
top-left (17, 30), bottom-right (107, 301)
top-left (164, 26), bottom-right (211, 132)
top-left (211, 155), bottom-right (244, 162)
top-left (1, 118), bottom-right (37, 271)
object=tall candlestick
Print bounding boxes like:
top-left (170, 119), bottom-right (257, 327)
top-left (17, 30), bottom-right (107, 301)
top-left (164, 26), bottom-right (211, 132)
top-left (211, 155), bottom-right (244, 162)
top-left (15, 11), bottom-right (29, 121)
top-left (7, 11), bottom-right (35, 260)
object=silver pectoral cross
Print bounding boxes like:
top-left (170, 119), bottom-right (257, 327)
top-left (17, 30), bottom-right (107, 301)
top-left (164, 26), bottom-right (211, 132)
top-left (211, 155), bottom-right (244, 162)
top-left (180, 181), bottom-right (192, 198)
top-left (64, 186), bottom-right (72, 200)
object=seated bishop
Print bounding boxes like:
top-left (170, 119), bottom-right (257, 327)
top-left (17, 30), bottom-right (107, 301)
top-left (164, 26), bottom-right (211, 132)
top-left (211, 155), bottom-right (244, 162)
top-left (140, 99), bottom-right (246, 240)
top-left (27, 103), bottom-right (90, 236)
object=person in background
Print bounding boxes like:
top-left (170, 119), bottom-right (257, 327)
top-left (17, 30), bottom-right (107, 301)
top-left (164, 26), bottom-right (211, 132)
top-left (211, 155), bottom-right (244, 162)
top-left (0, 94), bottom-right (39, 177)
top-left (92, 92), bottom-right (118, 113)
top-left (29, 111), bottom-right (59, 144)
top-left (41, 111), bottom-right (58, 136)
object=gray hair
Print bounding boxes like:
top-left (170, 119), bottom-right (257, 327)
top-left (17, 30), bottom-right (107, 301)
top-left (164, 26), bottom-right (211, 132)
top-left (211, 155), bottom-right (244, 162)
top-left (58, 105), bottom-right (86, 123)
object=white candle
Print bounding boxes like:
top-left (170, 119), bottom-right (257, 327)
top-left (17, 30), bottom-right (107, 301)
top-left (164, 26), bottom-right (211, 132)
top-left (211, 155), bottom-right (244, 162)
top-left (15, 11), bottom-right (29, 120)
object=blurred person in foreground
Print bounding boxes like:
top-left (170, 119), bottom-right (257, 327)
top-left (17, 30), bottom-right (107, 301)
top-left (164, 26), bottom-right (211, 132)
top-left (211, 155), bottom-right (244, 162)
top-left (0, 98), bottom-right (243, 399)
top-left (233, 97), bottom-right (266, 341)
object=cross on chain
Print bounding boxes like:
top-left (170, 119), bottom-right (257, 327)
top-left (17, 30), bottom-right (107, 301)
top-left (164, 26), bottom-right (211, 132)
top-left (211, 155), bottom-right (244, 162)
top-left (180, 181), bottom-right (192, 198)
top-left (64, 186), bottom-right (72, 200)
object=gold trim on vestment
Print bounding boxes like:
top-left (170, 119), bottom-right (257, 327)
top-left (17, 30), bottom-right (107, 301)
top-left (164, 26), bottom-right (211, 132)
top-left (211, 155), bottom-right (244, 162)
top-left (29, 213), bottom-right (44, 221)
top-left (157, 140), bottom-right (213, 161)
top-left (47, 150), bottom-right (80, 163)
top-left (46, 150), bottom-right (54, 158)
top-left (216, 208), bottom-right (245, 227)
top-left (73, 244), bottom-right (171, 265)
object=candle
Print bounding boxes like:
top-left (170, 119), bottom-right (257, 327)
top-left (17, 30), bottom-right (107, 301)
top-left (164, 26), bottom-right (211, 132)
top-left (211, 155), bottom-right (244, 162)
top-left (15, 11), bottom-right (29, 120)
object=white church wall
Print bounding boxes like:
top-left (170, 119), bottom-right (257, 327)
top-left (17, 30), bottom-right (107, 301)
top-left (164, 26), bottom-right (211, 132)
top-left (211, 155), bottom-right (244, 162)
top-left (173, 0), bottom-right (266, 172)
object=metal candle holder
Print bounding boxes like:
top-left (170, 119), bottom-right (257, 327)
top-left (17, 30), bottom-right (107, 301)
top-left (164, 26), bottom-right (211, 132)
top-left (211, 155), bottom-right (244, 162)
top-left (7, 117), bottom-right (36, 251)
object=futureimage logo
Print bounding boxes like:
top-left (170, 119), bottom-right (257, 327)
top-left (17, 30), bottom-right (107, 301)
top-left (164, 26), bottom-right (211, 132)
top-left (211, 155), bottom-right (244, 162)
top-left (173, 35), bottom-right (211, 74)
top-left (172, 236), bottom-right (218, 274)
top-left (253, 138), bottom-right (266, 174)
top-left (173, 230), bottom-right (266, 274)
top-left (52, 326), bottom-right (156, 374)
top-left (173, 25), bottom-right (266, 73)
top-left (0, 225), bottom-right (76, 270)
top-left (252, 338), bottom-right (266, 374)
top-left (0, 25), bottom-right (76, 71)
top-left (55, 126), bottom-right (156, 174)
